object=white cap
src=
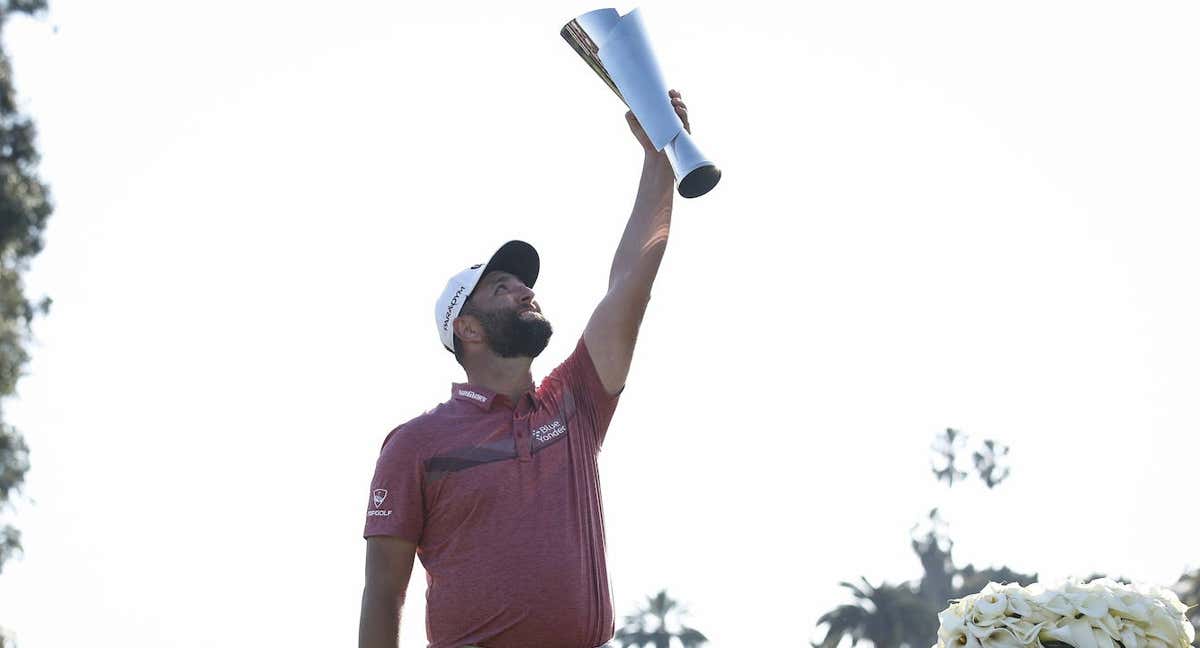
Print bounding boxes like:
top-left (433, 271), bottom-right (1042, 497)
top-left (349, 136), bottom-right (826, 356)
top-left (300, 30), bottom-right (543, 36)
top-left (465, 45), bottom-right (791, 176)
top-left (434, 240), bottom-right (540, 352)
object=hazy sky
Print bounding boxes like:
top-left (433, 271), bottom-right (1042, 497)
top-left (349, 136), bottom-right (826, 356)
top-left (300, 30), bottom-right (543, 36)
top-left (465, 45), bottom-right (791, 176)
top-left (1, 1), bottom-right (1198, 646)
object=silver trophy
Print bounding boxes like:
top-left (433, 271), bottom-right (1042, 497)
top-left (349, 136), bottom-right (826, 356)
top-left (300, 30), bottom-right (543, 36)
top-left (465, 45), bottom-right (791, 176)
top-left (562, 8), bottom-right (721, 198)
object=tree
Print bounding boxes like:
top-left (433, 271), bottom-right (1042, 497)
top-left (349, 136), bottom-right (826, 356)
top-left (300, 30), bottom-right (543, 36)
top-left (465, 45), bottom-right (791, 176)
top-left (813, 506), bottom-right (1039, 648)
top-left (815, 430), bottom-right (1199, 648)
top-left (815, 578), bottom-right (936, 648)
top-left (612, 590), bottom-right (708, 648)
top-left (930, 428), bottom-right (1009, 491)
top-left (0, 1), bottom-right (54, 646)
top-left (814, 429), bottom-right (1033, 648)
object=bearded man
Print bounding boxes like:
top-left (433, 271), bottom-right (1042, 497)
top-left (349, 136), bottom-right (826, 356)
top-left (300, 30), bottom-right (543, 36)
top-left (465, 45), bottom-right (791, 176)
top-left (358, 90), bottom-right (692, 648)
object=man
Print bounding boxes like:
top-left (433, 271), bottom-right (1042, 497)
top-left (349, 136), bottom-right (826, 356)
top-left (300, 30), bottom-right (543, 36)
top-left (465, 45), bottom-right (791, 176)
top-left (358, 90), bottom-right (692, 648)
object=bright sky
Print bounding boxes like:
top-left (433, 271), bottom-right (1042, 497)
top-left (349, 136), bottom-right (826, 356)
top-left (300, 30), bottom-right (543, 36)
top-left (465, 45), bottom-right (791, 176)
top-left (1, 1), bottom-right (1198, 646)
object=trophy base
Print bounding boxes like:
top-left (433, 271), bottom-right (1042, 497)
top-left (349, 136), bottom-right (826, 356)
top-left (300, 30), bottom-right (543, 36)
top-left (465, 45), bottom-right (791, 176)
top-left (678, 164), bottom-right (721, 199)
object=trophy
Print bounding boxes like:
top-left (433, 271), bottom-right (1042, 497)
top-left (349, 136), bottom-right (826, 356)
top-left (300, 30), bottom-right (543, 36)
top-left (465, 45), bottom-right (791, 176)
top-left (561, 8), bottom-right (722, 198)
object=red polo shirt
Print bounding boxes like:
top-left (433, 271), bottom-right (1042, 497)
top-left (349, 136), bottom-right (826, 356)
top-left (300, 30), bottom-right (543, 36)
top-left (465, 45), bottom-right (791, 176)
top-left (364, 337), bottom-right (620, 648)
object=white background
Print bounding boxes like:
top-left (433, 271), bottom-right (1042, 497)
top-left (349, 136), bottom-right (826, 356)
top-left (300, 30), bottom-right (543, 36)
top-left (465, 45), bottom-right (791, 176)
top-left (1, 1), bottom-right (1198, 646)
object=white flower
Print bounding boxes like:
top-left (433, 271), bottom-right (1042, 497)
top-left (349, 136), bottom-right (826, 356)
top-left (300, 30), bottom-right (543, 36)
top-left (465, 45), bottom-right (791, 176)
top-left (938, 578), bottom-right (1194, 648)
top-left (1095, 612), bottom-right (1123, 640)
top-left (940, 626), bottom-right (983, 648)
top-left (939, 626), bottom-right (969, 648)
top-left (1000, 617), bottom-right (1043, 644)
top-left (1039, 618), bottom-right (1077, 646)
top-left (1034, 590), bottom-right (1077, 618)
top-left (1153, 588), bottom-right (1189, 617)
top-left (1144, 637), bottom-right (1169, 648)
top-left (1145, 606), bottom-right (1189, 647)
top-left (939, 603), bottom-right (974, 648)
top-left (1006, 592), bottom-right (1034, 619)
top-left (1109, 591), bottom-right (1153, 624)
top-left (979, 627), bottom-right (1025, 648)
top-left (1065, 590), bottom-right (1109, 619)
top-left (1022, 600), bottom-right (1060, 625)
top-left (940, 607), bottom-right (968, 635)
top-left (975, 592), bottom-right (1010, 623)
top-left (1091, 626), bottom-right (1119, 648)
top-left (1068, 618), bottom-right (1104, 648)
top-left (1119, 619), bottom-right (1146, 648)
top-left (968, 619), bottom-right (1000, 640)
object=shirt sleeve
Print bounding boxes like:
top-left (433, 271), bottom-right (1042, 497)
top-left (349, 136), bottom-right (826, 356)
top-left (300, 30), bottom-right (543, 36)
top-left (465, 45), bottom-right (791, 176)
top-left (539, 336), bottom-right (622, 451)
top-left (362, 424), bottom-right (425, 544)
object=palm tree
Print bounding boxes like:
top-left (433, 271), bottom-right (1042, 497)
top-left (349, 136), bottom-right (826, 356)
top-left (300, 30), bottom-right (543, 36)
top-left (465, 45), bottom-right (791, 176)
top-left (814, 578), bottom-right (935, 648)
top-left (814, 431), bottom-right (1033, 648)
top-left (612, 590), bottom-right (708, 648)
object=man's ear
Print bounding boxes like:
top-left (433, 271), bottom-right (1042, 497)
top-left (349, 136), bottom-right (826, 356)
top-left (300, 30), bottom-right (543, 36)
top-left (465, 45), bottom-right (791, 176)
top-left (453, 314), bottom-right (482, 345)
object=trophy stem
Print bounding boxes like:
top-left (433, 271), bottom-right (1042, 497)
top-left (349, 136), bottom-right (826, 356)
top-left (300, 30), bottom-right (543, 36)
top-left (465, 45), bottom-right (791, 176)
top-left (663, 129), bottom-right (721, 198)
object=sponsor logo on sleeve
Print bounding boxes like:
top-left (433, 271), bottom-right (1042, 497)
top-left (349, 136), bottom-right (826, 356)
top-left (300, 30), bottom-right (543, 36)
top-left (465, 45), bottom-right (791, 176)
top-left (367, 488), bottom-right (392, 517)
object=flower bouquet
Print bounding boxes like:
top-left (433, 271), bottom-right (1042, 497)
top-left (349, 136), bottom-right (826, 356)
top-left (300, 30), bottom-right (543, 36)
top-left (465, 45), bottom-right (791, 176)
top-left (936, 579), bottom-right (1195, 648)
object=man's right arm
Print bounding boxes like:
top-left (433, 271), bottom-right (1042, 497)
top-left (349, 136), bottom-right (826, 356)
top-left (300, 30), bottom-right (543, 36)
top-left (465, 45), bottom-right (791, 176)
top-left (358, 536), bottom-right (418, 648)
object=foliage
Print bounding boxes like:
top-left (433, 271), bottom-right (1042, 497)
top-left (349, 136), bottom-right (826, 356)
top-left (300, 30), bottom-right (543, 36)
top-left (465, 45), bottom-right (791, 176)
top-left (0, 1), bottom-right (53, 646)
top-left (930, 428), bottom-right (1010, 490)
top-left (0, 0), bottom-right (50, 541)
top-left (816, 578), bottom-right (937, 648)
top-left (930, 428), bottom-right (970, 488)
top-left (972, 440), bottom-right (1010, 490)
top-left (0, 423), bottom-right (25, 569)
top-left (612, 590), bottom-right (708, 648)
top-left (0, 3), bottom-right (48, 18)
top-left (814, 506), bottom-right (1038, 648)
top-left (816, 429), bottom-right (1199, 648)
top-left (816, 429), bottom-right (1033, 648)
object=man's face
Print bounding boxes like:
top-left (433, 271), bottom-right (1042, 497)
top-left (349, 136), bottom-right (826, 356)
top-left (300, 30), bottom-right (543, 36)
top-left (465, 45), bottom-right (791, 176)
top-left (463, 271), bottom-right (552, 359)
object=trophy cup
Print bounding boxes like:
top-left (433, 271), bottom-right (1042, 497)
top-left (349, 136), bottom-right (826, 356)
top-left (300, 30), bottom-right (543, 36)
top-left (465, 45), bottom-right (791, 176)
top-left (561, 8), bottom-right (722, 198)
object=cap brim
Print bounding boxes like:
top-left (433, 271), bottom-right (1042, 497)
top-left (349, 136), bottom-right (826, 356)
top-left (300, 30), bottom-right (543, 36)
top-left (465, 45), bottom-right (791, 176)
top-left (477, 240), bottom-right (539, 293)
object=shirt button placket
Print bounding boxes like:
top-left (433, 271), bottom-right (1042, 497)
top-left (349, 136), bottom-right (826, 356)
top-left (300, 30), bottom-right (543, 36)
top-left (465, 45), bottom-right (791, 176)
top-left (515, 414), bottom-right (532, 462)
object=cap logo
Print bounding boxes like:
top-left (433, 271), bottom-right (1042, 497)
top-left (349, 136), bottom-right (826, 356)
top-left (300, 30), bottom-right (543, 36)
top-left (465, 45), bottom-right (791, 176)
top-left (470, 263), bottom-right (483, 270)
top-left (441, 284), bottom-right (468, 333)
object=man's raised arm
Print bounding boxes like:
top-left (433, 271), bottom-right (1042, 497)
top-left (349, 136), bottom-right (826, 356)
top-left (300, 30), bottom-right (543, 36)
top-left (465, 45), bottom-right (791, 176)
top-left (584, 90), bottom-right (690, 394)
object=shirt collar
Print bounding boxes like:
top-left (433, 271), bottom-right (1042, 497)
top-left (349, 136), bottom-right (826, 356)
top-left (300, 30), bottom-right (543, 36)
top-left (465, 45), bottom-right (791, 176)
top-left (451, 382), bottom-right (536, 411)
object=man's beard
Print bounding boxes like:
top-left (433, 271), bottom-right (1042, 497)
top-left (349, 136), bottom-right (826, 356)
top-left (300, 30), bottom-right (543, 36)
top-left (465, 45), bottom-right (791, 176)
top-left (474, 306), bottom-right (553, 359)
